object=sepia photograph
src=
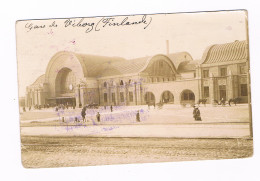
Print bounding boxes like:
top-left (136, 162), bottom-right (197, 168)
top-left (16, 10), bottom-right (253, 168)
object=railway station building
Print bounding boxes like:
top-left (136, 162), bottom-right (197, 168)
top-left (25, 40), bottom-right (249, 107)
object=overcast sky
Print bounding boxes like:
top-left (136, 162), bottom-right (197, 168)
top-left (16, 10), bottom-right (247, 96)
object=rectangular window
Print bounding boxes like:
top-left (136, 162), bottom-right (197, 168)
top-left (204, 86), bottom-right (209, 97)
top-left (203, 70), bottom-right (209, 78)
top-left (220, 67), bottom-right (227, 77)
top-left (120, 92), bottom-right (124, 102)
top-left (240, 84), bottom-right (248, 96)
top-left (112, 93), bottom-right (115, 103)
top-left (129, 91), bottom-right (133, 102)
top-left (104, 93), bottom-right (107, 103)
top-left (240, 65), bottom-right (246, 74)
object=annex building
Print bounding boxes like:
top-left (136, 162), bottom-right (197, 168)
top-left (25, 40), bottom-right (249, 107)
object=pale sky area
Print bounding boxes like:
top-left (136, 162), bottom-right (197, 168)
top-left (16, 10), bottom-right (247, 97)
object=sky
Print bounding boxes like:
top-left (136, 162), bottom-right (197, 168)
top-left (16, 10), bottom-right (247, 96)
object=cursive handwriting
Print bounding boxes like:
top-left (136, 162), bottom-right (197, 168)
top-left (95, 15), bottom-right (152, 31)
top-left (24, 15), bottom-right (153, 33)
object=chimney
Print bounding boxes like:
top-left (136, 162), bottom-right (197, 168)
top-left (166, 40), bottom-right (169, 56)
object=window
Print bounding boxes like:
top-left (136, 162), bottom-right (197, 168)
top-left (129, 92), bottom-right (133, 102)
top-left (159, 61), bottom-right (163, 68)
top-left (104, 82), bottom-right (107, 88)
top-left (240, 65), bottom-right (246, 74)
top-left (241, 84), bottom-right (248, 96)
top-left (112, 93), bottom-right (115, 103)
top-left (120, 92), bottom-right (124, 102)
top-left (104, 93), bottom-right (107, 103)
top-left (203, 70), bottom-right (209, 78)
top-left (183, 92), bottom-right (195, 100)
top-left (204, 86), bottom-right (209, 97)
top-left (220, 67), bottom-right (227, 77)
top-left (194, 72), bottom-right (196, 78)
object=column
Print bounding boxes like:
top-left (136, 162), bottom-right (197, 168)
top-left (75, 85), bottom-right (81, 107)
top-left (209, 75), bottom-right (215, 104)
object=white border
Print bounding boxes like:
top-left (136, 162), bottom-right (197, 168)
top-left (0, 0), bottom-right (259, 181)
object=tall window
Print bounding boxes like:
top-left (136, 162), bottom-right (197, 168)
top-left (104, 82), bottom-right (107, 88)
top-left (240, 84), bottom-right (248, 96)
top-left (104, 93), bottom-right (107, 103)
top-left (120, 92), bottom-right (124, 102)
top-left (203, 70), bottom-right (209, 78)
top-left (129, 92), bottom-right (133, 102)
top-left (112, 93), bottom-right (115, 103)
top-left (204, 86), bottom-right (209, 97)
top-left (220, 67), bottom-right (227, 77)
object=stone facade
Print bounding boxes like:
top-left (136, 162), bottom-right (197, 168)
top-left (25, 40), bottom-right (249, 107)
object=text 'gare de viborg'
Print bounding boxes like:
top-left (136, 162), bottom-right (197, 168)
top-left (25, 40), bottom-right (249, 108)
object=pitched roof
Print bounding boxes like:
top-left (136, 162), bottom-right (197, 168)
top-left (202, 40), bottom-right (248, 64)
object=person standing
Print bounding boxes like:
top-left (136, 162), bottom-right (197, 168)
top-left (136, 110), bottom-right (140, 122)
top-left (110, 105), bottom-right (113, 112)
top-left (193, 105), bottom-right (201, 121)
top-left (81, 107), bottom-right (86, 122)
top-left (96, 112), bottom-right (100, 122)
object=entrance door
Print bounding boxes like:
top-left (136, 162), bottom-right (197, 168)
top-left (219, 85), bottom-right (226, 100)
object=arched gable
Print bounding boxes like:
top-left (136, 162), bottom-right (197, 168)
top-left (139, 54), bottom-right (178, 76)
top-left (45, 51), bottom-right (86, 97)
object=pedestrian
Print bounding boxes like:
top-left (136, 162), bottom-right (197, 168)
top-left (193, 105), bottom-right (201, 121)
top-left (153, 102), bottom-right (156, 109)
top-left (110, 105), bottom-right (113, 112)
top-left (136, 110), bottom-right (140, 122)
top-left (81, 107), bottom-right (86, 122)
top-left (96, 112), bottom-right (100, 122)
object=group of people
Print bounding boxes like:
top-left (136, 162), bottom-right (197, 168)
top-left (80, 106), bottom-right (141, 123)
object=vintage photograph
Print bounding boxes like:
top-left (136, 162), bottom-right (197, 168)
top-left (16, 10), bottom-right (253, 168)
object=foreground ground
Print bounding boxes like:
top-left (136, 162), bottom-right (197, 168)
top-left (21, 136), bottom-right (253, 168)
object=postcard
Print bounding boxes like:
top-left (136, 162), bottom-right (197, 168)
top-left (16, 10), bottom-right (253, 168)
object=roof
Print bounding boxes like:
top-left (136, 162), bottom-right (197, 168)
top-left (28, 74), bottom-right (45, 88)
top-left (74, 53), bottom-right (126, 77)
top-left (177, 60), bottom-right (200, 73)
top-left (99, 56), bottom-right (149, 77)
top-left (167, 52), bottom-right (193, 69)
top-left (202, 40), bottom-right (248, 64)
top-left (46, 51), bottom-right (194, 79)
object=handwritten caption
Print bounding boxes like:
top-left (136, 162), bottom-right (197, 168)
top-left (24, 15), bottom-right (153, 33)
